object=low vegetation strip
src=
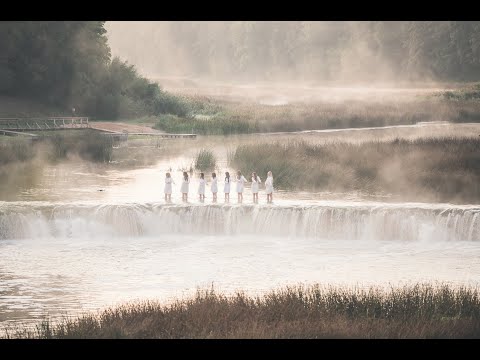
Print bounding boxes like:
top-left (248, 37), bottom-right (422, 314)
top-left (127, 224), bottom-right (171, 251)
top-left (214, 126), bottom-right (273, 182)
top-left (154, 88), bottom-right (480, 135)
top-left (4, 283), bottom-right (479, 339)
top-left (230, 137), bottom-right (480, 203)
top-left (89, 122), bottom-right (164, 134)
top-left (0, 130), bottom-right (113, 165)
top-left (153, 114), bottom-right (257, 135)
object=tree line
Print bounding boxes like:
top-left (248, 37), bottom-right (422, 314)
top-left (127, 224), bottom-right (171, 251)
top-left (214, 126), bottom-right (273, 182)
top-left (107, 21), bottom-right (480, 83)
top-left (0, 21), bottom-right (188, 119)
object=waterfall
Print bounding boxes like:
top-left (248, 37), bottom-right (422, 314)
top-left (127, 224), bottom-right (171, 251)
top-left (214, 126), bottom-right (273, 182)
top-left (1, 202), bottom-right (479, 241)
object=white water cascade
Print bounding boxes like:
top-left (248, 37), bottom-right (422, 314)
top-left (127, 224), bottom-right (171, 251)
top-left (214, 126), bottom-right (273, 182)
top-left (1, 201), bottom-right (479, 242)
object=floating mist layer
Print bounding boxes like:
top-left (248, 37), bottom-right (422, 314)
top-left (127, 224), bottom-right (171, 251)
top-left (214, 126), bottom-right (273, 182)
top-left (0, 202), bottom-right (479, 241)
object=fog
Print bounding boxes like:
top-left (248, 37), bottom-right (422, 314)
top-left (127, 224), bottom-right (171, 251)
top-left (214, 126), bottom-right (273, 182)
top-left (103, 21), bottom-right (399, 85)
top-left (105, 21), bottom-right (480, 86)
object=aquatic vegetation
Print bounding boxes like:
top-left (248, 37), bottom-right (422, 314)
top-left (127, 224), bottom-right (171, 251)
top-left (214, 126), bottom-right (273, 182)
top-left (194, 149), bottom-right (216, 171)
top-left (230, 137), bottom-right (480, 203)
top-left (5, 283), bottom-right (480, 339)
top-left (0, 130), bottom-right (113, 164)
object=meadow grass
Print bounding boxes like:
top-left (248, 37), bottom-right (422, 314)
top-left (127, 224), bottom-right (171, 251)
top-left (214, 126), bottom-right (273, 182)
top-left (153, 113), bottom-right (257, 135)
top-left (4, 283), bottom-right (479, 339)
top-left (230, 137), bottom-right (480, 203)
top-left (152, 95), bottom-right (480, 135)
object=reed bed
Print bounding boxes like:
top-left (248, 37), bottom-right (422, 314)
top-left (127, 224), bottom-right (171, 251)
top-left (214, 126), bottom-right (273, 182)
top-left (230, 137), bottom-right (480, 203)
top-left (4, 283), bottom-right (479, 339)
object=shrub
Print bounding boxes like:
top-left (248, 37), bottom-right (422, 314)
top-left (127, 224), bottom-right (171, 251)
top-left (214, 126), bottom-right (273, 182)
top-left (194, 149), bottom-right (216, 171)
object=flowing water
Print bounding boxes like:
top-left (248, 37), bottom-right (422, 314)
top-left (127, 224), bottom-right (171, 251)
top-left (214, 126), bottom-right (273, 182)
top-left (1, 123), bottom-right (480, 327)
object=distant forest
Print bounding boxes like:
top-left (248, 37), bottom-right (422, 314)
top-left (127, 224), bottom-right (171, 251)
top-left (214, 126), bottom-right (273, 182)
top-left (0, 21), bottom-right (187, 119)
top-left (107, 21), bottom-right (480, 83)
top-left (2, 22), bottom-right (480, 120)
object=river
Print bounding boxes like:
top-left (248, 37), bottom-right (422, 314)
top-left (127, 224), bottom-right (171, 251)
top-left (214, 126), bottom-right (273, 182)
top-left (1, 122), bottom-right (479, 327)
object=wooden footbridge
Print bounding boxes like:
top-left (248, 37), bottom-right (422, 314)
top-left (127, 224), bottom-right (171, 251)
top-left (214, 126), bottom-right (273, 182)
top-left (0, 117), bottom-right (89, 132)
top-left (0, 117), bottom-right (196, 139)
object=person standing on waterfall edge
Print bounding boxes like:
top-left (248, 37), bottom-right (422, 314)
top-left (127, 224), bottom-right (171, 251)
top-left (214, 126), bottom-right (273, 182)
top-left (236, 171), bottom-right (248, 204)
top-left (198, 172), bottom-right (206, 202)
top-left (251, 172), bottom-right (261, 204)
top-left (164, 172), bottom-right (175, 202)
top-left (211, 172), bottom-right (218, 203)
top-left (265, 171), bottom-right (274, 204)
top-left (181, 171), bottom-right (189, 202)
top-left (224, 172), bottom-right (231, 203)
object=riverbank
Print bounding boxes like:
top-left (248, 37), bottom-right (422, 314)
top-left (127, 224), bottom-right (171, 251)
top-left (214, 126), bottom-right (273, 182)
top-left (4, 283), bottom-right (479, 339)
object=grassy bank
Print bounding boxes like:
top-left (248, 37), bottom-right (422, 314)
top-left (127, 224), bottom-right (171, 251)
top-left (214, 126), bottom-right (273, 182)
top-left (153, 113), bottom-right (258, 135)
top-left (4, 283), bottom-right (480, 339)
top-left (153, 92), bottom-right (480, 135)
top-left (230, 137), bottom-right (480, 203)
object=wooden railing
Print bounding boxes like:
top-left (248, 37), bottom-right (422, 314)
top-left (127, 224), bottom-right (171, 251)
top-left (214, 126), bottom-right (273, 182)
top-left (0, 117), bottom-right (89, 131)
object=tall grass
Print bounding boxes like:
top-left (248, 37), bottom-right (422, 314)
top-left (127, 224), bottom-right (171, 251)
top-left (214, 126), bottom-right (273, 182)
top-left (0, 137), bottom-right (35, 165)
top-left (174, 91), bottom-right (480, 134)
top-left (48, 131), bottom-right (113, 163)
top-left (230, 137), bottom-right (480, 203)
top-left (194, 149), bottom-right (216, 171)
top-left (153, 113), bottom-right (258, 135)
top-left (4, 283), bottom-right (480, 339)
top-left (441, 83), bottom-right (480, 101)
top-left (121, 88), bottom-right (480, 135)
top-left (0, 130), bottom-right (113, 165)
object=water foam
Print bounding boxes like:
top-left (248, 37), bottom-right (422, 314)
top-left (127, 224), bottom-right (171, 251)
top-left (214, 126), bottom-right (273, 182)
top-left (1, 201), bottom-right (478, 241)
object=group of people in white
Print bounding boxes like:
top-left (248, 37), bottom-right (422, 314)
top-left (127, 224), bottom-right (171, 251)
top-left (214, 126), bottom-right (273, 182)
top-left (164, 170), bottom-right (274, 204)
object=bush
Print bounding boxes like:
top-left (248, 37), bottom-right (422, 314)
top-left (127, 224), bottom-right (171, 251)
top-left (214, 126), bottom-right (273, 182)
top-left (194, 149), bottom-right (216, 171)
top-left (75, 132), bottom-right (113, 163)
top-left (0, 137), bottom-right (35, 165)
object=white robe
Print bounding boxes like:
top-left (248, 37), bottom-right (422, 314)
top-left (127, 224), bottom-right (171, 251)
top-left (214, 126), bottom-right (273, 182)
top-left (224, 178), bottom-right (231, 193)
top-left (211, 178), bottom-right (218, 193)
top-left (181, 178), bottom-right (189, 193)
top-left (236, 175), bottom-right (247, 193)
top-left (164, 177), bottom-right (174, 194)
top-left (198, 178), bottom-right (206, 195)
top-left (265, 176), bottom-right (273, 194)
top-left (251, 176), bottom-right (261, 193)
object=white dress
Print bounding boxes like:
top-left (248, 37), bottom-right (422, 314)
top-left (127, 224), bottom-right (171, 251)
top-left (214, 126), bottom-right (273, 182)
top-left (181, 178), bottom-right (189, 193)
top-left (251, 176), bottom-right (261, 193)
top-left (224, 178), bottom-right (231, 193)
top-left (164, 177), bottom-right (174, 194)
top-left (211, 178), bottom-right (218, 193)
top-left (265, 176), bottom-right (273, 194)
top-left (198, 178), bottom-right (206, 195)
top-left (236, 175), bottom-right (247, 193)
